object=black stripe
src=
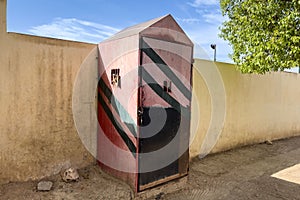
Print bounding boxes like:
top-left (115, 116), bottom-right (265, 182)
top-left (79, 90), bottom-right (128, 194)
top-left (98, 91), bottom-right (136, 155)
top-left (141, 40), bottom-right (191, 100)
top-left (98, 78), bottom-right (137, 137)
top-left (141, 67), bottom-right (190, 119)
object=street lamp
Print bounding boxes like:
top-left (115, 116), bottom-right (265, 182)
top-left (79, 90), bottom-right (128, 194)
top-left (211, 44), bottom-right (216, 62)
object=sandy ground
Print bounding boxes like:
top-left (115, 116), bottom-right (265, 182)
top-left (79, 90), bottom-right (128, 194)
top-left (1, 136), bottom-right (300, 200)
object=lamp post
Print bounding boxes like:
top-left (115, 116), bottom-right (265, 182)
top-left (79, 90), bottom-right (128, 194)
top-left (211, 44), bottom-right (216, 62)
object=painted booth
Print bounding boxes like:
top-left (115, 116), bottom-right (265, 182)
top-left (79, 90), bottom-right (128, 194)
top-left (97, 14), bottom-right (194, 192)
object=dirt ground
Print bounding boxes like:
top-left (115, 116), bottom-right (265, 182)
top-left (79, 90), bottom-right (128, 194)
top-left (1, 136), bottom-right (300, 200)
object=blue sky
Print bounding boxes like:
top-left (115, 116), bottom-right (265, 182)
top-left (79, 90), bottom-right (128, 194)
top-left (7, 0), bottom-right (233, 63)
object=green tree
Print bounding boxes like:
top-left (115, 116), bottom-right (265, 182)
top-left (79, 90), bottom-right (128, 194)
top-left (220, 0), bottom-right (300, 74)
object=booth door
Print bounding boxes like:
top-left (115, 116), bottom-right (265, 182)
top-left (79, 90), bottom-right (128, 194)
top-left (138, 37), bottom-right (192, 191)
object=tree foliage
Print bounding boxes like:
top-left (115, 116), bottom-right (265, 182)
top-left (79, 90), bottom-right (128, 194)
top-left (220, 0), bottom-right (300, 74)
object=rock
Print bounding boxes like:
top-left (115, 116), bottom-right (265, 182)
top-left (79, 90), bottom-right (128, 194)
top-left (62, 167), bottom-right (79, 182)
top-left (37, 181), bottom-right (53, 191)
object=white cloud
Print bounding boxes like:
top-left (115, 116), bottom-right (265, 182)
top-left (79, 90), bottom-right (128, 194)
top-left (176, 17), bottom-right (201, 24)
top-left (188, 0), bottom-right (219, 7)
top-left (28, 18), bottom-right (120, 43)
top-left (176, 5), bottom-right (232, 62)
top-left (202, 13), bottom-right (224, 24)
top-left (196, 9), bottom-right (226, 24)
top-left (27, 16), bottom-right (232, 62)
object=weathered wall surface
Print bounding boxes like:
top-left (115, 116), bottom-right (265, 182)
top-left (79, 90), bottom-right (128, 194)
top-left (191, 59), bottom-right (300, 158)
top-left (0, 0), bottom-right (96, 184)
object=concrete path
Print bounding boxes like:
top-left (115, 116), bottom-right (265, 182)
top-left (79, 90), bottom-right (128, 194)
top-left (1, 136), bottom-right (300, 199)
top-left (165, 136), bottom-right (300, 200)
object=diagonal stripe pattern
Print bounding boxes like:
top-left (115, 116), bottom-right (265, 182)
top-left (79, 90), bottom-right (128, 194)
top-left (98, 78), bottom-right (137, 156)
top-left (141, 40), bottom-right (192, 101)
top-left (141, 67), bottom-right (190, 119)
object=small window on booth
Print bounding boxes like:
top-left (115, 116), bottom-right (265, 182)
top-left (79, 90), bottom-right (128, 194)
top-left (163, 80), bottom-right (172, 93)
top-left (111, 69), bottom-right (121, 88)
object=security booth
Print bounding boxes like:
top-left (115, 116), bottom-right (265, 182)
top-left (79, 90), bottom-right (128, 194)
top-left (97, 14), bottom-right (194, 192)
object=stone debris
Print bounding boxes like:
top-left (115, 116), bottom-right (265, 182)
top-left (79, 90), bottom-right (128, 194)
top-left (37, 181), bottom-right (53, 191)
top-left (62, 167), bottom-right (80, 182)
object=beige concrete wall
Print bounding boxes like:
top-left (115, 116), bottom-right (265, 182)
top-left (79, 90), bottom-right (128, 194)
top-left (191, 59), bottom-right (300, 158)
top-left (0, 0), bottom-right (96, 184)
top-left (0, 0), bottom-right (6, 35)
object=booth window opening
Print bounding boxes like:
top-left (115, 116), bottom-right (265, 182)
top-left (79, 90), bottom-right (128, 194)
top-left (111, 69), bottom-right (121, 88)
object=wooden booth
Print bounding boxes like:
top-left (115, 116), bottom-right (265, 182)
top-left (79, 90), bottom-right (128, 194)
top-left (97, 14), bottom-right (194, 192)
